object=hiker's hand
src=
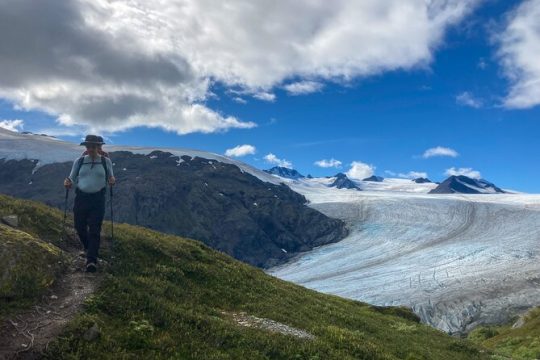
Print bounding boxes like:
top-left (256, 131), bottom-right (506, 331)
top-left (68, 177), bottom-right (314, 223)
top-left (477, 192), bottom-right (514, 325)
top-left (108, 176), bottom-right (116, 186)
top-left (64, 178), bottom-right (72, 189)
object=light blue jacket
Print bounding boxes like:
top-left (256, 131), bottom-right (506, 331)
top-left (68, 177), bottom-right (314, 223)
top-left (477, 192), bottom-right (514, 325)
top-left (68, 155), bottom-right (114, 193)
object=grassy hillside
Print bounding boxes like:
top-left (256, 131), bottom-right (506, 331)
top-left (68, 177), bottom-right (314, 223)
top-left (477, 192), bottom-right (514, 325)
top-left (0, 223), bottom-right (66, 315)
top-left (468, 307), bottom-right (540, 359)
top-left (0, 193), bottom-right (490, 359)
top-left (0, 194), bottom-right (72, 316)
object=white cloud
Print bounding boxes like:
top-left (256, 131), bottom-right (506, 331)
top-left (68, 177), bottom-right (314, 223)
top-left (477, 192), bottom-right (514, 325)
top-left (314, 158), bottom-right (342, 168)
top-left (384, 170), bottom-right (397, 176)
top-left (398, 171), bottom-right (428, 179)
top-left (225, 144), bottom-right (256, 157)
top-left (346, 161), bottom-right (375, 180)
top-left (264, 153), bottom-right (292, 168)
top-left (423, 146), bottom-right (459, 158)
top-left (252, 92), bottom-right (276, 102)
top-left (0, 0), bottom-right (480, 134)
top-left (456, 92), bottom-right (483, 108)
top-left (498, 0), bottom-right (540, 109)
top-left (0, 0), bottom-right (256, 135)
top-left (232, 97), bottom-right (247, 104)
top-left (445, 167), bottom-right (482, 179)
top-left (0, 119), bottom-right (24, 132)
top-left (284, 81), bottom-right (324, 95)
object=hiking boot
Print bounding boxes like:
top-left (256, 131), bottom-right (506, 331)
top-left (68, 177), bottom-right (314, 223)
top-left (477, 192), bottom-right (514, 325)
top-left (86, 262), bottom-right (97, 273)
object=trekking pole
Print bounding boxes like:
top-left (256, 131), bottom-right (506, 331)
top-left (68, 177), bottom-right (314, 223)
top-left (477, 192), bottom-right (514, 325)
top-left (61, 187), bottom-right (69, 241)
top-left (109, 185), bottom-right (114, 247)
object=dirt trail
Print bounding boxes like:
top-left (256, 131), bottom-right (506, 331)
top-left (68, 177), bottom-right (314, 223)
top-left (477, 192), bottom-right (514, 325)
top-left (0, 247), bottom-right (105, 359)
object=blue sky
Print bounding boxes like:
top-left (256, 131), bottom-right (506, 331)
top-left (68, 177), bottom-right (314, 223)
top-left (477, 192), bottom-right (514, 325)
top-left (1, 0), bottom-right (539, 192)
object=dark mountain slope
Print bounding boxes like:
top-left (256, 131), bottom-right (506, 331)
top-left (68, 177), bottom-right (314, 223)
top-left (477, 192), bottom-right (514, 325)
top-left (330, 173), bottom-right (360, 190)
top-left (0, 151), bottom-right (347, 267)
top-left (430, 175), bottom-right (505, 194)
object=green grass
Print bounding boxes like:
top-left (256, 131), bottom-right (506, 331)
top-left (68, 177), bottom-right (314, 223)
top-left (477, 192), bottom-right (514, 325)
top-left (0, 194), bottom-right (71, 316)
top-left (0, 224), bottom-right (67, 315)
top-left (468, 308), bottom-right (540, 359)
top-left (0, 193), bottom-right (490, 359)
top-left (0, 194), bottom-right (69, 247)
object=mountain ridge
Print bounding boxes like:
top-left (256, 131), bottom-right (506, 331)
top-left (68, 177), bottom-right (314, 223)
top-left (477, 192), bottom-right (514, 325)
top-left (0, 129), bottom-right (348, 268)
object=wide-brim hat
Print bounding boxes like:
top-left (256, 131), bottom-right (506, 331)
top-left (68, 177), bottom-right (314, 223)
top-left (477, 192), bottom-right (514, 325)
top-left (80, 134), bottom-right (105, 146)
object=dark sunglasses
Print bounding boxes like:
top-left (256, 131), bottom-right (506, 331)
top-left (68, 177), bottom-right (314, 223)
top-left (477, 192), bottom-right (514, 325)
top-left (86, 144), bottom-right (98, 149)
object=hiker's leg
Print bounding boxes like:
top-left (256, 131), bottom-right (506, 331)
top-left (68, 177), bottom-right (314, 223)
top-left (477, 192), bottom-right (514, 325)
top-left (73, 192), bottom-right (89, 251)
top-left (86, 192), bottom-right (106, 264)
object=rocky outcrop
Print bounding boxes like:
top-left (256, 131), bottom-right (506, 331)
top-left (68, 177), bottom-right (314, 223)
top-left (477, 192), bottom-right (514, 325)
top-left (330, 173), bottom-right (360, 190)
top-left (430, 175), bottom-right (505, 194)
top-left (0, 152), bottom-right (348, 267)
top-left (264, 166), bottom-right (305, 180)
top-left (413, 177), bottom-right (432, 184)
top-left (362, 175), bottom-right (384, 182)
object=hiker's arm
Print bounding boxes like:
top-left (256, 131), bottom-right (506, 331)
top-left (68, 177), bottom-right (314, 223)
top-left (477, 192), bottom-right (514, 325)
top-left (106, 157), bottom-right (116, 186)
top-left (65, 159), bottom-right (79, 188)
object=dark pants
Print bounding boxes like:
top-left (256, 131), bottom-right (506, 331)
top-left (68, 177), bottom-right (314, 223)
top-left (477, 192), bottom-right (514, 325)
top-left (74, 188), bottom-right (106, 264)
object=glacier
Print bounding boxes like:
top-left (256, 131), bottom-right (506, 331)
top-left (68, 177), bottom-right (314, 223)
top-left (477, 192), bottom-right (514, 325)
top-left (268, 179), bottom-right (540, 334)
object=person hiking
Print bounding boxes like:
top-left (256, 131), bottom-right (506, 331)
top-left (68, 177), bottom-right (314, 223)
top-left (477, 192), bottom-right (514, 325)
top-left (64, 135), bottom-right (115, 273)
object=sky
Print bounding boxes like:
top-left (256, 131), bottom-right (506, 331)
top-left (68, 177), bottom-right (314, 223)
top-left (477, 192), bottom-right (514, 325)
top-left (0, 0), bottom-right (539, 192)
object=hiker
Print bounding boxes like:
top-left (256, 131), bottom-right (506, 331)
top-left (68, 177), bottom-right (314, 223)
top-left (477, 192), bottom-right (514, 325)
top-left (64, 135), bottom-right (115, 273)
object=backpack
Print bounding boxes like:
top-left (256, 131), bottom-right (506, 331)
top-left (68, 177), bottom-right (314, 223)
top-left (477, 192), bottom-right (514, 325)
top-left (75, 155), bottom-right (109, 185)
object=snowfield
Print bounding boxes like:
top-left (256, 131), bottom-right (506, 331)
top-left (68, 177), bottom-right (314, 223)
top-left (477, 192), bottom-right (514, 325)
top-left (268, 180), bottom-right (540, 334)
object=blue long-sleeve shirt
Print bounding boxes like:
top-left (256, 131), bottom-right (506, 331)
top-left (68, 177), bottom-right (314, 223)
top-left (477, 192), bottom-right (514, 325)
top-left (68, 155), bottom-right (114, 193)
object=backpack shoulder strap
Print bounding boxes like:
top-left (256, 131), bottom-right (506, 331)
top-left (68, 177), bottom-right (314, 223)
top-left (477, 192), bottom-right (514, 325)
top-left (75, 156), bottom-right (85, 178)
top-left (101, 155), bottom-right (109, 183)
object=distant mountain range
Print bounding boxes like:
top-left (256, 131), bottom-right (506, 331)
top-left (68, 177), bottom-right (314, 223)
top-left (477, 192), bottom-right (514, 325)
top-left (264, 166), bottom-right (506, 195)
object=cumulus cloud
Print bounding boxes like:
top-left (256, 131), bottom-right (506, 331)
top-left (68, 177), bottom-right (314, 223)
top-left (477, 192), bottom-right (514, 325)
top-left (264, 153), bottom-right (293, 168)
top-left (284, 81), bottom-right (324, 95)
top-left (0, 119), bottom-right (24, 132)
top-left (0, 0), bottom-right (480, 134)
top-left (399, 171), bottom-right (428, 179)
top-left (445, 167), bottom-right (482, 179)
top-left (456, 92), bottom-right (483, 108)
top-left (314, 158), bottom-right (342, 168)
top-left (498, 0), bottom-right (540, 109)
top-left (423, 146), bottom-right (459, 158)
top-left (0, 0), bottom-right (255, 135)
top-left (225, 144), bottom-right (256, 157)
top-left (346, 161), bottom-right (375, 180)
